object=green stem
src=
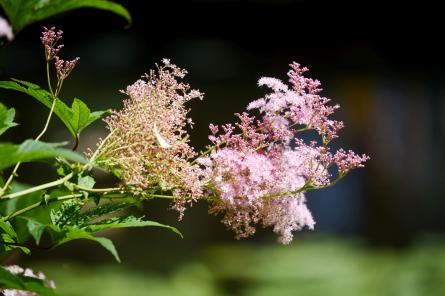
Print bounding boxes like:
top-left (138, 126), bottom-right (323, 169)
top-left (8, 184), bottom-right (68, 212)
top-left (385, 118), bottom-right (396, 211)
top-left (85, 129), bottom-right (116, 170)
top-left (262, 173), bottom-right (347, 200)
top-left (74, 185), bottom-right (122, 193)
top-left (5, 193), bottom-right (83, 221)
top-left (148, 194), bottom-right (175, 199)
top-left (0, 63), bottom-right (59, 196)
top-left (1, 173), bottom-right (73, 200)
top-left (46, 62), bottom-right (54, 96)
top-left (4, 192), bottom-right (176, 221)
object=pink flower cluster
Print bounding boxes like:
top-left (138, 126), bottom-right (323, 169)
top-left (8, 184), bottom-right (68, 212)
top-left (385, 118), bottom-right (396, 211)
top-left (198, 62), bottom-right (369, 243)
top-left (54, 56), bottom-right (80, 80)
top-left (92, 59), bottom-right (204, 217)
top-left (89, 59), bottom-right (368, 243)
top-left (41, 27), bottom-right (79, 81)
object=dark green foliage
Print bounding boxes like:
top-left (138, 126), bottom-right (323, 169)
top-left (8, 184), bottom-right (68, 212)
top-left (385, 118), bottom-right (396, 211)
top-left (0, 0), bottom-right (131, 33)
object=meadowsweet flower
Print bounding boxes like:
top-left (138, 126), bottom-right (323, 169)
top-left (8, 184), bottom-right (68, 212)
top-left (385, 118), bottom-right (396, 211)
top-left (40, 27), bottom-right (79, 82)
top-left (40, 27), bottom-right (64, 61)
top-left (90, 59), bottom-right (204, 217)
top-left (0, 265), bottom-right (55, 296)
top-left (200, 61), bottom-right (369, 243)
top-left (0, 16), bottom-right (13, 41)
top-left (54, 56), bottom-right (80, 80)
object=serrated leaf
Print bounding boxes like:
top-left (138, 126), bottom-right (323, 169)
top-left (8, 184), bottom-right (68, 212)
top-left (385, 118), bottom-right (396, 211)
top-left (70, 98), bottom-right (107, 137)
top-left (0, 80), bottom-right (107, 138)
top-left (50, 199), bottom-right (82, 227)
top-left (0, 102), bottom-right (18, 136)
top-left (0, 79), bottom-right (74, 135)
top-left (0, 0), bottom-right (131, 33)
top-left (49, 225), bottom-right (120, 262)
top-left (0, 139), bottom-right (86, 171)
top-left (86, 215), bottom-right (183, 238)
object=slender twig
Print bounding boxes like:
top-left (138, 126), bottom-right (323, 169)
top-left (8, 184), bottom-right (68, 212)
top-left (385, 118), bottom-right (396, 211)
top-left (1, 173), bottom-right (73, 200)
top-left (4, 193), bottom-right (83, 221)
top-left (0, 62), bottom-right (59, 196)
top-left (74, 185), bottom-right (122, 193)
top-left (3, 192), bottom-right (176, 221)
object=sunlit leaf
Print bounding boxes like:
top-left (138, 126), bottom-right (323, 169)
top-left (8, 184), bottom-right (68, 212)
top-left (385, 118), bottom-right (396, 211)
top-left (0, 102), bottom-right (17, 136)
top-left (0, 80), bottom-right (107, 138)
top-left (0, 139), bottom-right (86, 171)
top-left (0, 0), bottom-right (131, 33)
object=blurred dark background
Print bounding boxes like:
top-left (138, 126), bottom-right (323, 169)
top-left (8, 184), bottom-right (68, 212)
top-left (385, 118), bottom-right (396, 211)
top-left (1, 1), bottom-right (444, 295)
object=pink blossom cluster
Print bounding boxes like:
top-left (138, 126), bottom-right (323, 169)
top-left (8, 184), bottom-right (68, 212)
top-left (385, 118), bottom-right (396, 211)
top-left (54, 56), bottom-right (80, 80)
top-left (0, 265), bottom-right (55, 296)
top-left (41, 27), bottom-right (79, 81)
top-left (198, 62), bottom-right (369, 243)
top-left (92, 59), bottom-right (204, 216)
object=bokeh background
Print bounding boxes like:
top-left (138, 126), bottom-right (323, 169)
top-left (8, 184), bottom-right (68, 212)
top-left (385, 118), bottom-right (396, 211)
top-left (1, 1), bottom-right (444, 295)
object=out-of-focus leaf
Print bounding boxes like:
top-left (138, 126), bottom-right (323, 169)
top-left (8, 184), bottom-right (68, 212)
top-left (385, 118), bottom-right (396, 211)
top-left (0, 102), bottom-right (17, 136)
top-left (0, 219), bottom-right (30, 255)
top-left (0, 266), bottom-right (58, 296)
top-left (20, 217), bottom-right (46, 245)
top-left (0, 219), bottom-right (17, 240)
top-left (0, 139), bottom-right (86, 171)
top-left (77, 175), bottom-right (95, 190)
top-left (0, 0), bottom-right (131, 33)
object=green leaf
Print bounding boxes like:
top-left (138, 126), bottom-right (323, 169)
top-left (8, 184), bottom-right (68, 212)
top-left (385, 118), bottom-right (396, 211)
top-left (77, 176), bottom-right (95, 189)
top-left (0, 266), bottom-right (24, 290)
top-left (0, 0), bottom-right (131, 33)
top-left (71, 98), bottom-right (107, 137)
top-left (0, 266), bottom-right (58, 296)
top-left (49, 225), bottom-right (120, 262)
top-left (0, 79), bottom-right (73, 134)
top-left (0, 219), bottom-right (30, 255)
top-left (50, 199), bottom-right (82, 227)
top-left (0, 103), bottom-right (18, 136)
top-left (0, 219), bottom-right (17, 240)
top-left (25, 217), bottom-right (46, 245)
top-left (86, 215), bottom-right (183, 238)
top-left (0, 80), bottom-right (108, 138)
top-left (0, 139), bottom-right (86, 171)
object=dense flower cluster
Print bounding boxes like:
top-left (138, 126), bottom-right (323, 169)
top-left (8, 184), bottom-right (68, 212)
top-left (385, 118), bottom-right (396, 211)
top-left (198, 62), bottom-right (369, 243)
top-left (41, 27), bottom-right (79, 81)
top-left (0, 265), bottom-right (55, 296)
top-left (91, 59), bottom-right (204, 216)
top-left (89, 59), bottom-right (368, 243)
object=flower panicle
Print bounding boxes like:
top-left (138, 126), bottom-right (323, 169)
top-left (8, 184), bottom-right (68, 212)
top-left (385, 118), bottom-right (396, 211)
top-left (90, 59), bottom-right (205, 218)
top-left (199, 61), bottom-right (369, 244)
top-left (41, 27), bottom-right (79, 82)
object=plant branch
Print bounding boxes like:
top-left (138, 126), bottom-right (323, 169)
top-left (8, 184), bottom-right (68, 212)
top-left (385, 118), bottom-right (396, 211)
top-left (1, 173), bottom-right (74, 200)
top-left (0, 62), bottom-right (59, 196)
